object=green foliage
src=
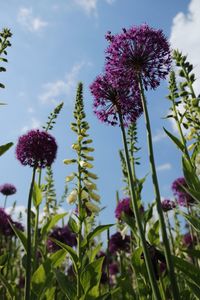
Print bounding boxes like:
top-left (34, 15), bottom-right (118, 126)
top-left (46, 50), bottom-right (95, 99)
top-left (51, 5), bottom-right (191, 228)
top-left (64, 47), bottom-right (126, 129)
top-left (0, 142), bottom-right (13, 156)
top-left (42, 102), bottom-right (64, 131)
top-left (0, 28), bottom-right (12, 91)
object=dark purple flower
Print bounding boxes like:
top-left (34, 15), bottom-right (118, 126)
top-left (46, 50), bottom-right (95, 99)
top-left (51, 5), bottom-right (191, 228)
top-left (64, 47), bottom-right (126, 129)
top-left (109, 232), bottom-right (130, 254)
top-left (16, 129), bottom-right (57, 168)
top-left (0, 183), bottom-right (16, 196)
top-left (109, 262), bottom-right (119, 275)
top-left (105, 24), bottom-right (171, 90)
top-left (161, 199), bottom-right (176, 212)
top-left (115, 197), bottom-right (134, 219)
top-left (182, 232), bottom-right (196, 248)
top-left (172, 177), bottom-right (194, 206)
top-left (90, 73), bottom-right (143, 126)
top-left (0, 208), bottom-right (23, 236)
top-left (47, 225), bottom-right (77, 253)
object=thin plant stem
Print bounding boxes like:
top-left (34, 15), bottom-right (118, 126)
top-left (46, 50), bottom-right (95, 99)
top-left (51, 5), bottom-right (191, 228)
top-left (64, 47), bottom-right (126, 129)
top-left (106, 228), bottom-right (111, 293)
top-left (165, 212), bottom-right (175, 254)
top-left (138, 76), bottom-right (180, 300)
top-left (25, 166), bottom-right (36, 300)
top-left (118, 111), bottom-right (162, 300)
top-left (33, 169), bottom-right (42, 272)
top-left (4, 196), bottom-right (8, 209)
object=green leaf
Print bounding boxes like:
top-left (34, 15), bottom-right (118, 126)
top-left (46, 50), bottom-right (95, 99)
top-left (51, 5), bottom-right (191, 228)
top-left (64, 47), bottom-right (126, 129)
top-left (41, 213), bottom-right (67, 238)
top-left (173, 256), bottom-right (200, 286)
top-left (80, 257), bottom-right (104, 297)
top-left (0, 273), bottom-right (15, 299)
top-left (180, 212), bottom-right (200, 232)
top-left (9, 221), bottom-right (27, 252)
top-left (163, 127), bottom-right (185, 152)
top-left (32, 182), bottom-right (43, 208)
top-left (0, 253), bottom-right (8, 267)
top-left (0, 142), bottom-right (13, 156)
top-left (68, 215), bottom-right (79, 233)
top-left (50, 238), bottom-right (78, 272)
top-left (182, 155), bottom-right (200, 192)
top-left (148, 220), bottom-right (160, 245)
top-left (55, 270), bottom-right (76, 300)
top-left (186, 280), bottom-right (200, 298)
top-left (0, 83), bottom-right (5, 88)
top-left (82, 224), bottom-right (114, 248)
top-left (49, 249), bottom-right (66, 268)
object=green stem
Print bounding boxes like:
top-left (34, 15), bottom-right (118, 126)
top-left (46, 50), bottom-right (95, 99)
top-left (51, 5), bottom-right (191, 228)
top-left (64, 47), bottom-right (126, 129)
top-left (118, 112), bottom-right (161, 300)
top-left (4, 196), bottom-right (8, 209)
top-left (106, 229), bottom-right (111, 293)
top-left (25, 166), bottom-right (36, 300)
top-left (138, 76), bottom-right (180, 300)
top-left (165, 212), bottom-right (175, 254)
top-left (33, 169), bottom-right (42, 272)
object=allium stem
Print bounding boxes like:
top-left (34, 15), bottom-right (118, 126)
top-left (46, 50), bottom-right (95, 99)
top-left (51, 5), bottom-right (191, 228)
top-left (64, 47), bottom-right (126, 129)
top-left (25, 166), bottom-right (36, 300)
top-left (33, 169), bottom-right (42, 272)
top-left (118, 111), bottom-right (161, 300)
top-left (138, 76), bottom-right (180, 300)
top-left (4, 196), bottom-right (7, 209)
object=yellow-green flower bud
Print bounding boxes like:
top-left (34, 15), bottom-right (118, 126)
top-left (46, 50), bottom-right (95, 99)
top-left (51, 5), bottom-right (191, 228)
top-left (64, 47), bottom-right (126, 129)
top-left (79, 161), bottom-right (93, 168)
top-left (84, 180), bottom-right (97, 190)
top-left (87, 172), bottom-right (98, 180)
top-left (89, 191), bottom-right (100, 202)
top-left (66, 173), bottom-right (76, 182)
top-left (67, 190), bottom-right (77, 204)
top-left (81, 189), bottom-right (89, 200)
top-left (72, 143), bottom-right (80, 151)
top-left (63, 159), bottom-right (76, 165)
top-left (85, 201), bottom-right (100, 213)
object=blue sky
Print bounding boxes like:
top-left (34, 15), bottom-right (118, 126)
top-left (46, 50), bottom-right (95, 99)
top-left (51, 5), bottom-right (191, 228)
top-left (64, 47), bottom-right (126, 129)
top-left (1, 0), bottom-right (200, 224)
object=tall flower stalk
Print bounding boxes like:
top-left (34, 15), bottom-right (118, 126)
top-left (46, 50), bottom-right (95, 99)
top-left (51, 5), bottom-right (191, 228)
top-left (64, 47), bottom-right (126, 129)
top-left (138, 76), bottom-right (179, 299)
top-left (15, 129), bottom-right (57, 299)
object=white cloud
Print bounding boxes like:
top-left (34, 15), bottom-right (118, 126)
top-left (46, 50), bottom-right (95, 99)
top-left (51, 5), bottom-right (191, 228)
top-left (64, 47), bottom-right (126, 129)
top-left (170, 0), bottom-right (200, 95)
top-left (20, 117), bottom-right (41, 133)
top-left (152, 130), bottom-right (166, 143)
top-left (74, 0), bottom-right (115, 16)
top-left (156, 163), bottom-right (172, 172)
top-left (17, 7), bottom-right (48, 32)
top-left (39, 61), bottom-right (87, 105)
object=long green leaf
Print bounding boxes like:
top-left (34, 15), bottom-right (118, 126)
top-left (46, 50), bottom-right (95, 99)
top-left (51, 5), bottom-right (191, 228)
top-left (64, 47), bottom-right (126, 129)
top-left (80, 257), bottom-right (104, 297)
top-left (50, 238), bottom-right (78, 272)
top-left (0, 142), bottom-right (13, 156)
top-left (41, 213), bottom-right (67, 238)
top-left (173, 256), bottom-right (200, 286)
top-left (55, 270), bottom-right (76, 300)
top-left (181, 212), bottom-right (200, 232)
top-left (82, 224), bottom-right (114, 248)
top-left (0, 273), bottom-right (15, 299)
top-left (9, 221), bottom-right (27, 252)
top-left (163, 127), bottom-right (185, 152)
top-left (32, 182), bottom-right (43, 208)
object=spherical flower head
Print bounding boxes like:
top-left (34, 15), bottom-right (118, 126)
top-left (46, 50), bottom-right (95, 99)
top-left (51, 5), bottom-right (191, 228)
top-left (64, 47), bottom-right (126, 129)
top-left (182, 232), bottom-right (195, 248)
top-left (115, 197), bottom-right (134, 219)
top-left (16, 129), bottom-right (57, 168)
top-left (171, 177), bottom-right (194, 206)
top-left (105, 24), bottom-right (171, 90)
top-left (0, 208), bottom-right (23, 236)
top-left (161, 199), bottom-right (176, 212)
top-left (90, 73), bottom-right (143, 126)
top-left (109, 232), bottom-right (130, 254)
top-left (47, 225), bottom-right (77, 252)
top-left (0, 183), bottom-right (17, 196)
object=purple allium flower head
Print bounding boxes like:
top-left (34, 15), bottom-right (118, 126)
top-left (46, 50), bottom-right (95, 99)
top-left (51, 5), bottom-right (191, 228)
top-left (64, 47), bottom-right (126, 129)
top-left (47, 225), bottom-right (77, 253)
top-left (105, 24), bottom-right (171, 90)
top-left (171, 177), bottom-right (194, 206)
top-left (109, 232), bottom-right (130, 254)
top-left (90, 73), bottom-right (143, 126)
top-left (16, 129), bottom-right (57, 168)
top-left (0, 208), bottom-right (23, 236)
top-left (115, 197), bottom-right (134, 219)
top-left (161, 199), bottom-right (176, 212)
top-left (0, 183), bottom-right (17, 196)
top-left (182, 232), bottom-right (195, 248)
top-left (109, 262), bottom-right (119, 275)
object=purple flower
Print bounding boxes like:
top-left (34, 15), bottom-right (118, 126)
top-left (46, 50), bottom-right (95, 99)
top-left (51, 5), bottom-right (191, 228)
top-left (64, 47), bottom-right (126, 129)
top-left (90, 73), bottom-right (143, 126)
top-left (109, 232), bottom-right (130, 254)
top-left (105, 24), bottom-right (171, 90)
top-left (115, 197), bottom-right (134, 219)
top-left (109, 262), bottom-right (119, 275)
top-left (47, 225), bottom-right (77, 253)
top-left (0, 183), bottom-right (16, 196)
top-left (182, 232), bottom-right (195, 248)
top-left (0, 208), bottom-right (24, 236)
top-left (161, 199), bottom-right (176, 212)
top-left (172, 177), bottom-right (194, 206)
top-left (16, 129), bottom-right (57, 168)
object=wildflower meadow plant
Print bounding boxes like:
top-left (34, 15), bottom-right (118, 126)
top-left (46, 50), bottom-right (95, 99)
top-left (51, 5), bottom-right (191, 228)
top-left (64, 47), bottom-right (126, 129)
top-left (1, 23), bottom-right (200, 300)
